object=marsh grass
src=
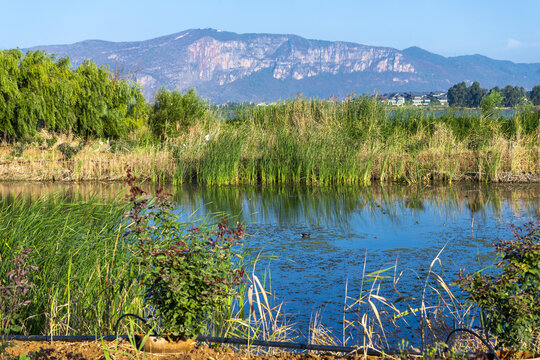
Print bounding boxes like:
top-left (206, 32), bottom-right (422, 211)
top-left (1, 98), bottom-right (538, 184)
top-left (0, 192), bottom-right (146, 336)
top-left (0, 187), bottom-right (295, 351)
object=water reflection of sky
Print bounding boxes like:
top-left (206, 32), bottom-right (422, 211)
top-left (1, 182), bottom-right (539, 345)
top-left (172, 183), bottom-right (539, 342)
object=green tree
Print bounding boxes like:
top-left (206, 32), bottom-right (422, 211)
top-left (467, 81), bottom-right (487, 108)
top-left (530, 85), bottom-right (540, 106)
top-left (9, 50), bottom-right (54, 140)
top-left (447, 82), bottom-right (468, 107)
top-left (480, 90), bottom-right (502, 117)
top-left (501, 85), bottom-right (526, 107)
top-left (0, 49), bottom-right (23, 141)
top-left (0, 49), bottom-right (146, 141)
top-left (447, 81), bottom-right (486, 108)
top-left (149, 88), bottom-right (207, 139)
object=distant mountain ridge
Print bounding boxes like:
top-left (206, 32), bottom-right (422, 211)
top-left (27, 28), bottom-right (540, 102)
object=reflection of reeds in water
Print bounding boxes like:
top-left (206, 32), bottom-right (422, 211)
top-left (188, 184), bottom-right (540, 228)
top-left (1, 182), bottom-right (538, 229)
top-left (0, 182), bottom-right (126, 203)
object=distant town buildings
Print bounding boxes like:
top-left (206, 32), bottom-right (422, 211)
top-left (381, 92), bottom-right (448, 106)
top-left (386, 95), bottom-right (405, 106)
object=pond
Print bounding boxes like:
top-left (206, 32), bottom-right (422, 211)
top-left (1, 181), bottom-right (539, 343)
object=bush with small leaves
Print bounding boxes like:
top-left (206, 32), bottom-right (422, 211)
top-left (57, 143), bottom-right (82, 161)
top-left (0, 247), bottom-right (38, 334)
top-left (149, 88), bottom-right (208, 139)
top-left (45, 135), bottom-right (57, 148)
top-left (124, 166), bottom-right (245, 339)
top-left (32, 134), bottom-right (44, 146)
top-left (456, 218), bottom-right (540, 351)
top-left (9, 143), bottom-right (25, 158)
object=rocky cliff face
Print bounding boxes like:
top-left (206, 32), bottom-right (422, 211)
top-left (29, 29), bottom-right (540, 102)
top-left (185, 35), bottom-right (288, 84)
top-left (126, 30), bottom-right (418, 98)
top-left (271, 41), bottom-right (415, 80)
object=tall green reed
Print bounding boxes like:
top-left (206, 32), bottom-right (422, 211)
top-left (166, 97), bottom-right (537, 186)
top-left (9, 95), bottom-right (537, 185)
top-left (0, 192), bottom-right (145, 335)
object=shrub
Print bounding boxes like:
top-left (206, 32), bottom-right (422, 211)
top-left (124, 166), bottom-right (245, 339)
top-left (33, 134), bottom-right (44, 146)
top-left (149, 88), bottom-right (207, 139)
top-left (456, 218), bottom-right (540, 351)
top-left (0, 247), bottom-right (38, 334)
top-left (57, 143), bottom-right (82, 161)
top-left (480, 90), bottom-right (502, 118)
top-left (45, 135), bottom-right (57, 148)
top-left (9, 143), bottom-right (25, 158)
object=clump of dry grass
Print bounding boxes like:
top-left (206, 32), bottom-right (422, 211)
top-left (308, 311), bottom-right (340, 348)
top-left (209, 259), bottom-right (297, 356)
top-left (341, 248), bottom-right (488, 356)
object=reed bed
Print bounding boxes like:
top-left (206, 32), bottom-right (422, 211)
top-left (0, 192), bottom-right (294, 344)
top-left (0, 98), bottom-right (538, 185)
top-left (0, 193), bottom-right (144, 336)
top-left (2, 180), bottom-right (538, 214)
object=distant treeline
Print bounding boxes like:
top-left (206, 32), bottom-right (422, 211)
top-left (447, 81), bottom-right (540, 108)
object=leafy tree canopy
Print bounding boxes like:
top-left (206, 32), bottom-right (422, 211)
top-left (149, 88), bottom-right (208, 139)
top-left (447, 81), bottom-right (536, 109)
top-left (531, 86), bottom-right (540, 106)
top-left (0, 49), bottom-right (147, 141)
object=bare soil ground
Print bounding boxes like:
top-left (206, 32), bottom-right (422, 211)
top-left (2, 340), bottom-right (370, 360)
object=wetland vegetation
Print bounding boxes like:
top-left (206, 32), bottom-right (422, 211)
top-left (0, 49), bottom-right (539, 357)
top-left (1, 180), bottom-right (539, 356)
top-left (0, 49), bottom-right (539, 185)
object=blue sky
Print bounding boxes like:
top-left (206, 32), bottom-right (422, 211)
top-left (1, 0), bottom-right (539, 63)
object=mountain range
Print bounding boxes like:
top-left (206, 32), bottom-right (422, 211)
top-left (28, 28), bottom-right (540, 103)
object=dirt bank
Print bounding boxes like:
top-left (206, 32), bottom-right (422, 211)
top-left (2, 340), bottom-right (372, 360)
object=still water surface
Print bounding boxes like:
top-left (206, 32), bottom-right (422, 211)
top-left (2, 182), bottom-right (539, 340)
